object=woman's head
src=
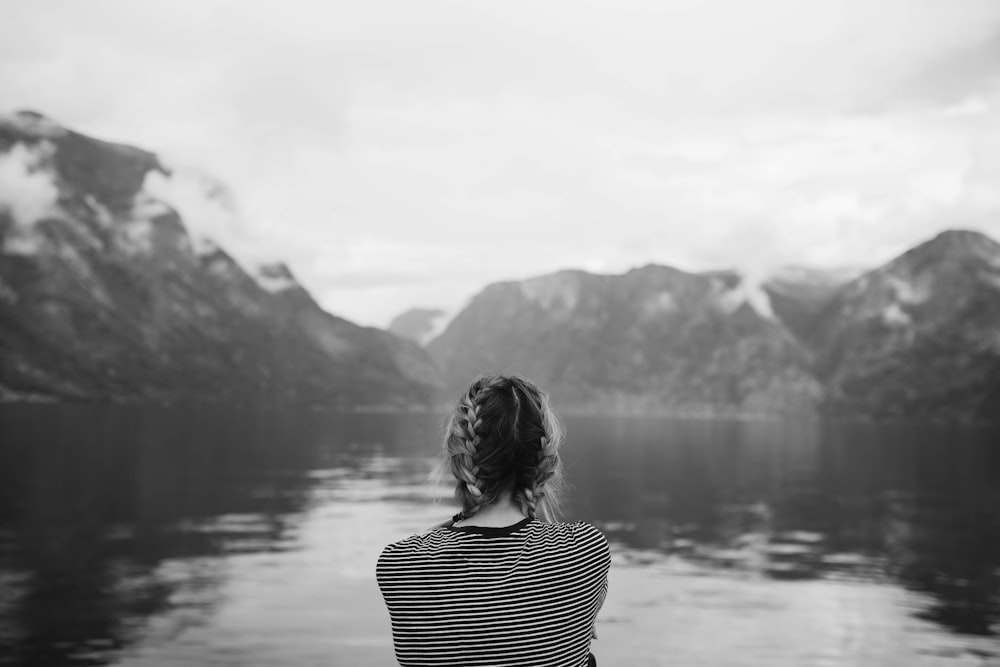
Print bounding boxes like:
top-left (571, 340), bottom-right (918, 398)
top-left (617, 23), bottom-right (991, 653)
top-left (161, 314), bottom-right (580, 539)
top-left (442, 374), bottom-right (565, 523)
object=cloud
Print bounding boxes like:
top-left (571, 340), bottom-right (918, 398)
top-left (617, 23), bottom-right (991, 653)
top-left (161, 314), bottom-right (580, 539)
top-left (899, 29), bottom-right (1000, 108)
top-left (0, 142), bottom-right (59, 227)
top-left (141, 162), bottom-right (293, 275)
top-left (3, 0), bottom-right (1000, 325)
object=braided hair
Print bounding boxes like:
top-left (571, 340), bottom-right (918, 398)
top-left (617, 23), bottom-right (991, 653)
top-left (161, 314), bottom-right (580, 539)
top-left (442, 374), bottom-right (565, 526)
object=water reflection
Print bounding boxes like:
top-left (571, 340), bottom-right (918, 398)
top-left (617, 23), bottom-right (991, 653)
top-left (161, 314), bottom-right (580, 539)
top-left (563, 416), bottom-right (1000, 640)
top-left (0, 406), bottom-right (998, 666)
top-left (0, 406), bottom-right (441, 666)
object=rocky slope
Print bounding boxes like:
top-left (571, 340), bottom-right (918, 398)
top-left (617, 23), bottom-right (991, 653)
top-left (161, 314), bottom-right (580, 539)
top-left (808, 230), bottom-right (1000, 421)
top-left (427, 266), bottom-right (824, 416)
top-left (426, 233), bottom-right (1000, 421)
top-left (0, 111), bottom-right (440, 408)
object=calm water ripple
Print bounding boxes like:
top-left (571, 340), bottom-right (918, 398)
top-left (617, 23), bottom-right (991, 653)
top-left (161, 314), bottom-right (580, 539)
top-left (0, 405), bottom-right (998, 666)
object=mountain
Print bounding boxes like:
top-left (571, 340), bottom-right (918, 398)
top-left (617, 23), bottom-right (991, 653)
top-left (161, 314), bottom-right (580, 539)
top-left (809, 230), bottom-right (1000, 421)
top-left (763, 266), bottom-right (861, 342)
top-left (0, 110), bottom-right (440, 407)
top-left (427, 266), bottom-right (823, 416)
top-left (389, 307), bottom-right (449, 345)
top-left (4, 111), bottom-right (995, 420)
top-left (426, 233), bottom-right (1000, 422)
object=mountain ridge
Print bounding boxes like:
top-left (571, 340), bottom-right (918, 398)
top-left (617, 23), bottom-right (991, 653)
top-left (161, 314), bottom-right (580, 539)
top-left (4, 110), bottom-right (997, 421)
top-left (426, 260), bottom-right (824, 417)
top-left (422, 230), bottom-right (1000, 422)
top-left (0, 110), bottom-right (441, 408)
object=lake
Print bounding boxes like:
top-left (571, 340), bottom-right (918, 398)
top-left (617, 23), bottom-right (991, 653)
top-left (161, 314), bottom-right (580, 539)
top-left (0, 405), bottom-right (998, 666)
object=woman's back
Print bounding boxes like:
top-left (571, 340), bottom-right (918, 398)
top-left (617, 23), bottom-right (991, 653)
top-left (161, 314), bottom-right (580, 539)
top-left (376, 374), bottom-right (610, 665)
top-left (377, 517), bottom-right (609, 667)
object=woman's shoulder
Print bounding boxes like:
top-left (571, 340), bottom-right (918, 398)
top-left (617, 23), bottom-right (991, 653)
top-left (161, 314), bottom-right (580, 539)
top-left (567, 520), bottom-right (606, 538)
top-left (532, 520), bottom-right (609, 550)
top-left (379, 526), bottom-right (446, 555)
top-left (530, 521), bottom-right (610, 572)
top-left (375, 528), bottom-right (450, 580)
top-left (541, 519), bottom-right (606, 536)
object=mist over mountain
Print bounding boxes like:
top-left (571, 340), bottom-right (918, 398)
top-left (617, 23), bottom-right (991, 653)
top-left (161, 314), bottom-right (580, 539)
top-left (3, 110), bottom-right (997, 421)
top-left (423, 234), bottom-right (1000, 422)
top-left (426, 266), bottom-right (825, 416)
top-left (389, 307), bottom-right (449, 345)
top-left (0, 111), bottom-right (440, 407)
top-left (809, 230), bottom-right (1000, 421)
top-left (763, 266), bottom-right (863, 342)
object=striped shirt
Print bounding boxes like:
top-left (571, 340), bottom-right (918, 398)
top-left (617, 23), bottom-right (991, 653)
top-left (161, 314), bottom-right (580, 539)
top-left (376, 517), bottom-right (610, 667)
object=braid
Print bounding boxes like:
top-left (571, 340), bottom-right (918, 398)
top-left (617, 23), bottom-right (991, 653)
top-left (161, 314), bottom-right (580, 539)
top-left (515, 431), bottom-right (561, 521)
top-left (440, 374), bottom-right (565, 526)
top-left (449, 382), bottom-right (488, 522)
top-left (509, 379), bottom-right (563, 522)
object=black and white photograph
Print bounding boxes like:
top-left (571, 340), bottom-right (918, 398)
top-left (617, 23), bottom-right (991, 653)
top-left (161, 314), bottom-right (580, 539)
top-left (1, 1), bottom-right (999, 665)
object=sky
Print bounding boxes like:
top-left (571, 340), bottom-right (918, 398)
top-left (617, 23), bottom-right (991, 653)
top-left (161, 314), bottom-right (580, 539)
top-left (2, 0), bottom-right (1000, 327)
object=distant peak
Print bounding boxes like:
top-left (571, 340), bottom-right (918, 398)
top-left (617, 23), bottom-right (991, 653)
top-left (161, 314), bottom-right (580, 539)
top-left (0, 110), bottom-right (68, 138)
top-left (14, 110), bottom-right (48, 120)
top-left (389, 307), bottom-right (452, 345)
top-left (393, 306), bottom-right (446, 320)
top-left (930, 229), bottom-right (996, 247)
top-left (630, 263), bottom-right (692, 278)
top-left (912, 228), bottom-right (1000, 259)
top-left (886, 228), bottom-right (1000, 275)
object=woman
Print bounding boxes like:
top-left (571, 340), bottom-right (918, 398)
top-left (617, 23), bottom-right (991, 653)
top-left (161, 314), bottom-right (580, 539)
top-left (376, 374), bottom-right (610, 666)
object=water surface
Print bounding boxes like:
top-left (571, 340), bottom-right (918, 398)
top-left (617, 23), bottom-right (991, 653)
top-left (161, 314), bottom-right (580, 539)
top-left (0, 406), bottom-right (998, 666)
